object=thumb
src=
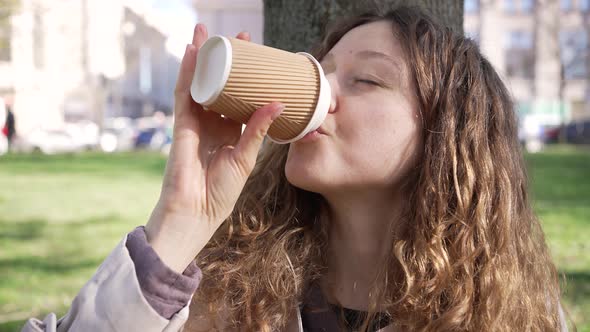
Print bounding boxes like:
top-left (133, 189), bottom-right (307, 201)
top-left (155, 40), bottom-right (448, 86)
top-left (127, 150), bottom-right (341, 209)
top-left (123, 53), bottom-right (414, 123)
top-left (233, 102), bottom-right (284, 171)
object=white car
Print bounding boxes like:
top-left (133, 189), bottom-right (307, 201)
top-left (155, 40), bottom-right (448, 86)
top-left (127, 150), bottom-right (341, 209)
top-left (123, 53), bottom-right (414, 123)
top-left (24, 129), bottom-right (82, 154)
top-left (65, 121), bottom-right (100, 150)
top-left (99, 117), bottom-right (137, 153)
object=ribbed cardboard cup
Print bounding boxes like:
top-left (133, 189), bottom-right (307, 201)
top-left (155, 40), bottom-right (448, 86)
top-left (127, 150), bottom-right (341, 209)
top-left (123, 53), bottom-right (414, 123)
top-left (190, 36), bottom-right (331, 143)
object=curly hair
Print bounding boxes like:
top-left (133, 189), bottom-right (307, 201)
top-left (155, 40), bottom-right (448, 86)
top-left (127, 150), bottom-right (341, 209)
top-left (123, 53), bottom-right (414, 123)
top-left (192, 6), bottom-right (566, 331)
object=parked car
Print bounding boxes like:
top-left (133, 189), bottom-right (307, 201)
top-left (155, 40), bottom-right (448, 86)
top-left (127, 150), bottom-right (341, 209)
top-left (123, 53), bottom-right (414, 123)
top-left (542, 126), bottom-right (560, 144)
top-left (134, 126), bottom-right (171, 150)
top-left (133, 113), bottom-right (172, 152)
top-left (22, 128), bottom-right (82, 154)
top-left (64, 120), bottom-right (100, 150)
top-left (540, 120), bottom-right (590, 145)
top-left (564, 120), bottom-right (590, 144)
top-left (99, 117), bottom-right (138, 153)
top-left (518, 114), bottom-right (544, 153)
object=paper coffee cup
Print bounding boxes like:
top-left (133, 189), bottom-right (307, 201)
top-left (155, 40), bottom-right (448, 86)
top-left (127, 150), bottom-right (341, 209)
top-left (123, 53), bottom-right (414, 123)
top-left (190, 36), bottom-right (331, 143)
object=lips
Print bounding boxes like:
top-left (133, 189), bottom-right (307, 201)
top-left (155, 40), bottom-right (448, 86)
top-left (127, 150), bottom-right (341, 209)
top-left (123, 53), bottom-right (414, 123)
top-left (295, 125), bottom-right (329, 143)
top-left (315, 126), bottom-right (328, 135)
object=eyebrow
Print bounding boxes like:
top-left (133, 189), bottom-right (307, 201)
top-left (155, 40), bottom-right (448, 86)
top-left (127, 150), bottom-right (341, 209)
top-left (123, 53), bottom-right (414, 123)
top-left (322, 51), bottom-right (402, 73)
top-left (357, 50), bottom-right (401, 70)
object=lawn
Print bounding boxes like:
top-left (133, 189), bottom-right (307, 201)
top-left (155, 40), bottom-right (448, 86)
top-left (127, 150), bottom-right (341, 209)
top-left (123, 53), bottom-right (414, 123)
top-left (0, 147), bottom-right (588, 331)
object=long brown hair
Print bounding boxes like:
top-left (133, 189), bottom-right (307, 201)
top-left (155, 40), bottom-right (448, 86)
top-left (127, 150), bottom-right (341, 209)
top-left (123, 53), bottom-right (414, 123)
top-left (194, 6), bottom-right (565, 331)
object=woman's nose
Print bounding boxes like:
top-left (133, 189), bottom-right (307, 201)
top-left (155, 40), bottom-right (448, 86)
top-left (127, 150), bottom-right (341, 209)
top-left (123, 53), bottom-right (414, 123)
top-left (325, 73), bottom-right (338, 114)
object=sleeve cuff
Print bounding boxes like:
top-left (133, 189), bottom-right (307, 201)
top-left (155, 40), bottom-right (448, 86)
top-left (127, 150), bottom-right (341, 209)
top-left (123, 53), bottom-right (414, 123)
top-left (125, 226), bottom-right (202, 319)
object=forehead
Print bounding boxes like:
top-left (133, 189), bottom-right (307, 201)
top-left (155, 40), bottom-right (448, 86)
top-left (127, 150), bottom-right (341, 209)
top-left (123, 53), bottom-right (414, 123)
top-left (328, 20), bottom-right (403, 60)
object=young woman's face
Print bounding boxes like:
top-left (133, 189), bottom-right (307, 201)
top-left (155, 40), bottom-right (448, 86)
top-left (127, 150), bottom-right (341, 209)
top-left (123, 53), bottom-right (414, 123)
top-left (285, 21), bottom-right (422, 194)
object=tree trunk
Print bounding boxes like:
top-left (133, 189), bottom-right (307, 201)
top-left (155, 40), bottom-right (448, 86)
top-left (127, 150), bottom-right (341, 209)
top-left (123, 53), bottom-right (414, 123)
top-left (0, 0), bottom-right (19, 55)
top-left (263, 0), bottom-right (464, 52)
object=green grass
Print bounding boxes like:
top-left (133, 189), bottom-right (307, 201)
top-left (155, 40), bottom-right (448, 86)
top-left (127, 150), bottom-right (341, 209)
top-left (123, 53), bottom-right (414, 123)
top-left (0, 152), bottom-right (166, 330)
top-left (526, 145), bottom-right (590, 331)
top-left (0, 147), bottom-right (588, 331)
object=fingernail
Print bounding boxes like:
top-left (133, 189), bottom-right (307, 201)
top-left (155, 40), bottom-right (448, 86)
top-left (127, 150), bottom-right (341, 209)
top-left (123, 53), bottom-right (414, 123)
top-left (271, 104), bottom-right (285, 120)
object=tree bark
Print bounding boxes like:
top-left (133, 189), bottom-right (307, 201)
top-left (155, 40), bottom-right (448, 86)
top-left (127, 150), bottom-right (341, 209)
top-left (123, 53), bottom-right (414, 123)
top-left (263, 0), bottom-right (464, 52)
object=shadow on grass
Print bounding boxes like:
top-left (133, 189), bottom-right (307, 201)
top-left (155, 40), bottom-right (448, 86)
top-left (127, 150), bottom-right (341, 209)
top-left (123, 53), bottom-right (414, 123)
top-left (0, 214), bottom-right (124, 278)
top-left (0, 152), bottom-right (167, 177)
top-left (561, 270), bottom-right (590, 303)
top-left (560, 270), bottom-right (590, 330)
top-left (0, 214), bottom-right (128, 331)
top-left (0, 219), bottom-right (46, 241)
top-left (0, 256), bottom-right (102, 275)
top-left (526, 149), bottom-right (590, 204)
top-left (0, 319), bottom-right (27, 332)
top-left (0, 214), bottom-right (122, 241)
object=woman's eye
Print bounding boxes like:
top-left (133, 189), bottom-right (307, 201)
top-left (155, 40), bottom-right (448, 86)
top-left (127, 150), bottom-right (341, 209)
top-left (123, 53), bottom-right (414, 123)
top-left (354, 78), bottom-right (380, 86)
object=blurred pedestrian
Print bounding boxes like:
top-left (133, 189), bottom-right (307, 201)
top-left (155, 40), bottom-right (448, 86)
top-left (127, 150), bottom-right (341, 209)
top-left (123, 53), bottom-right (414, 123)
top-left (0, 98), bottom-right (6, 155)
top-left (4, 105), bottom-right (15, 148)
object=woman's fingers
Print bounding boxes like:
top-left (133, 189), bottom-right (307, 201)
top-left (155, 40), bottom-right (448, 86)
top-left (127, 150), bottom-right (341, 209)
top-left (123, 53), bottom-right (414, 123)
top-left (192, 23), bottom-right (208, 48)
top-left (175, 24), bottom-right (207, 99)
top-left (173, 44), bottom-right (197, 110)
top-left (236, 31), bottom-right (251, 42)
top-left (174, 27), bottom-right (248, 115)
top-left (174, 24), bottom-right (208, 108)
top-left (233, 103), bottom-right (284, 173)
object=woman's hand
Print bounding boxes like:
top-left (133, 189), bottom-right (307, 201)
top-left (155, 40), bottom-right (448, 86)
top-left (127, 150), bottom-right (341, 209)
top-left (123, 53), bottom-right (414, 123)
top-left (145, 24), bottom-right (284, 273)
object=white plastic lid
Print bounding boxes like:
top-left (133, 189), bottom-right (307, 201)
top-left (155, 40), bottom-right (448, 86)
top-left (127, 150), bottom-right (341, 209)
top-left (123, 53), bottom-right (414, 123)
top-left (190, 36), bottom-right (232, 106)
top-left (269, 52), bottom-right (331, 144)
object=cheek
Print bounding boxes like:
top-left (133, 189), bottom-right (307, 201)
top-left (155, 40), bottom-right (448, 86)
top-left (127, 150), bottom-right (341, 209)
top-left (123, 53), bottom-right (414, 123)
top-left (284, 100), bottom-right (422, 191)
top-left (343, 106), bottom-right (414, 152)
top-left (340, 106), bottom-right (422, 183)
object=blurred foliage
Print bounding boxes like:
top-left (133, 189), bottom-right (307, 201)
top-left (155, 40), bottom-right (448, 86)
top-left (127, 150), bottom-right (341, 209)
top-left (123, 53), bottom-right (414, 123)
top-left (0, 0), bottom-right (18, 26)
top-left (0, 0), bottom-right (19, 19)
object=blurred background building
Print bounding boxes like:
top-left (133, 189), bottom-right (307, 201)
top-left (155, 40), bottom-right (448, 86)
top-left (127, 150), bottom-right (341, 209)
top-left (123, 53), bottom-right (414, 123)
top-left (464, 0), bottom-right (589, 136)
top-left (0, 0), bottom-right (588, 153)
top-left (195, 0), bottom-right (589, 145)
top-left (192, 0), bottom-right (263, 44)
top-left (0, 0), bottom-right (181, 137)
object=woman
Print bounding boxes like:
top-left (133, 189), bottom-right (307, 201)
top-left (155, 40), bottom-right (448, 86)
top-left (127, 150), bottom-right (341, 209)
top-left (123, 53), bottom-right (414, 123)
top-left (23, 6), bottom-right (568, 332)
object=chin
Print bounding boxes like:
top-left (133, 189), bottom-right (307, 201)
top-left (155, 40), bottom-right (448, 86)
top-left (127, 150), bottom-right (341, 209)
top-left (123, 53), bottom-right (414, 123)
top-left (284, 160), bottom-right (329, 193)
top-left (285, 144), bottom-right (337, 193)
